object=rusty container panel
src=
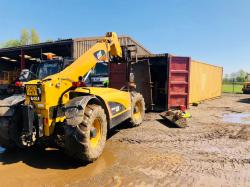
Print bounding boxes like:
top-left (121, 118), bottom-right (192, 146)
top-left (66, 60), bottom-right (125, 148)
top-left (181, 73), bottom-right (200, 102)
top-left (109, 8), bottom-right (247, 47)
top-left (133, 60), bottom-right (153, 110)
top-left (73, 36), bottom-right (151, 59)
top-left (168, 56), bottom-right (190, 110)
top-left (189, 60), bottom-right (223, 103)
top-left (109, 63), bottom-right (127, 89)
top-left (108, 60), bottom-right (153, 110)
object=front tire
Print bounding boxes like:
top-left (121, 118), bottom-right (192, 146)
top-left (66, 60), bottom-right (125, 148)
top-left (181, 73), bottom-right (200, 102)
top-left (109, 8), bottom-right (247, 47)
top-left (130, 92), bottom-right (145, 127)
top-left (64, 104), bottom-right (107, 163)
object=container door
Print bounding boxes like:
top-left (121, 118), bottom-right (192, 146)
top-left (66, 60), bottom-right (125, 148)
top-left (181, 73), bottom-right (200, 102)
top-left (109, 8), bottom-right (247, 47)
top-left (168, 56), bottom-right (190, 110)
top-left (133, 60), bottom-right (153, 110)
top-left (109, 63), bottom-right (127, 89)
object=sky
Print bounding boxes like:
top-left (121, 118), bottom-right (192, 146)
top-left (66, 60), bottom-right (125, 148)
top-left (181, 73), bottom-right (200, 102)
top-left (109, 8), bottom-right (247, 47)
top-left (0, 0), bottom-right (250, 75)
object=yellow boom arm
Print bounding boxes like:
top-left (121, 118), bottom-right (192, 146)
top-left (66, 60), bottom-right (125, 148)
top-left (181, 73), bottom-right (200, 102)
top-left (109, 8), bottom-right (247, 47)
top-left (46, 32), bottom-right (122, 82)
top-left (25, 32), bottom-right (122, 136)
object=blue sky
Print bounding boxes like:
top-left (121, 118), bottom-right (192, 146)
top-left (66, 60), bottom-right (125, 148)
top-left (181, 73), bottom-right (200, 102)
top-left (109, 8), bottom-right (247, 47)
top-left (0, 0), bottom-right (250, 74)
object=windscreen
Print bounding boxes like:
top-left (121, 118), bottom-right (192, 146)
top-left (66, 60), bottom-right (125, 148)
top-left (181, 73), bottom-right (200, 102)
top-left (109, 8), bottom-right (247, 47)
top-left (93, 63), bottom-right (108, 76)
top-left (37, 60), bottom-right (62, 79)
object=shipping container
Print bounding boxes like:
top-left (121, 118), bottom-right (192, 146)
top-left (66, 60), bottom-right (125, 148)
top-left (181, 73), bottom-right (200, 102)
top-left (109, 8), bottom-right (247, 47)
top-left (136, 55), bottom-right (190, 111)
top-left (189, 60), bottom-right (223, 103)
top-left (109, 54), bottom-right (190, 111)
top-left (109, 56), bottom-right (222, 110)
top-left (73, 36), bottom-right (151, 59)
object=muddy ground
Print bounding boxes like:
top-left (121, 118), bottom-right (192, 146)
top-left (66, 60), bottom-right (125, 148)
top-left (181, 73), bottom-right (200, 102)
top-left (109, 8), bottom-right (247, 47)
top-left (0, 93), bottom-right (250, 187)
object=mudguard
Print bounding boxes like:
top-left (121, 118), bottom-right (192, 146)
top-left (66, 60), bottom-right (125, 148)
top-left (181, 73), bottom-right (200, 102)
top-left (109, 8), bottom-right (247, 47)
top-left (0, 94), bottom-right (25, 117)
top-left (64, 96), bottom-right (97, 127)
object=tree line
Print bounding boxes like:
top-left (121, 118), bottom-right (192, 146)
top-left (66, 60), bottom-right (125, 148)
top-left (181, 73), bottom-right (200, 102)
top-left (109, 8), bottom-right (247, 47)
top-left (0, 29), bottom-right (52, 48)
top-left (223, 69), bottom-right (248, 83)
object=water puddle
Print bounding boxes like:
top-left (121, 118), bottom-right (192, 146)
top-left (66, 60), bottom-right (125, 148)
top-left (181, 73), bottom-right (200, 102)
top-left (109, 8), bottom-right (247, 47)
top-left (223, 113), bottom-right (250, 125)
top-left (0, 143), bottom-right (116, 187)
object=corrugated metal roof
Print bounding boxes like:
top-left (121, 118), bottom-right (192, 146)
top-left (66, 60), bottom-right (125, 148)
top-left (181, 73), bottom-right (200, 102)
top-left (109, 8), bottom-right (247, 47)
top-left (0, 35), bottom-right (151, 60)
top-left (72, 35), bottom-right (151, 58)
top-left (0, 39), bottom-right (73, 52)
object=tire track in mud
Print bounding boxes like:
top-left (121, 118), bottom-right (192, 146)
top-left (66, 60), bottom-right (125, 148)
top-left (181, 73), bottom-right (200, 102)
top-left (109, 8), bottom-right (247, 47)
top-left (1, 94), bottom-right (250, 187)
top-left (101, 94), bottom-right (250, 187)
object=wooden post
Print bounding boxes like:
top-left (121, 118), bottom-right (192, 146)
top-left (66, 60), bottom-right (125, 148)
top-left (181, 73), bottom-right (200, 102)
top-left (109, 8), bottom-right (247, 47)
top-left (20, 49), bottom-right (25, 70)
top-left (233, 78), bottom-right (235, 93)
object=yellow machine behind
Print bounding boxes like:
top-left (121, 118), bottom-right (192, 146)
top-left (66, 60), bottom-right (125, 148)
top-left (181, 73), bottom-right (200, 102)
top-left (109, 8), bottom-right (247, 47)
top-left (0, 32), bottom-right (145, 162)
top-left (242, 74), bottom-right (250, 94)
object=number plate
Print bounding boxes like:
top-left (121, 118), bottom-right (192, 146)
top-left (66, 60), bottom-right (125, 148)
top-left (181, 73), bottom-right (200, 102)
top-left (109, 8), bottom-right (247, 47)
top-left (30, 96), bottom-right (41, 101)
top-left (26, 85), bottom-right (38, 96)
top-left (25, 85), bottom-right (41, 101)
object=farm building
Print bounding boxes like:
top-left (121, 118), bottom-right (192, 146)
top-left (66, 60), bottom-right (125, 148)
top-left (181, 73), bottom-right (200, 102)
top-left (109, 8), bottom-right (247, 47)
top-left (0, 35), bottom-right (150, 91)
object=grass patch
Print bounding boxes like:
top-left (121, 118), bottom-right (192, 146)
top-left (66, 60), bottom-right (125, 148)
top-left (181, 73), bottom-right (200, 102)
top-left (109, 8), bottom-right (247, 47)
top-left (222, 84), bottom-right (243, 93)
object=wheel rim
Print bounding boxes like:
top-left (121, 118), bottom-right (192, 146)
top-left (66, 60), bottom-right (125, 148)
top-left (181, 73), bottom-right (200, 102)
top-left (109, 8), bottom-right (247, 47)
top-left (133, 100), bottom-right (143, 121)
top-left (90, 118), bottom-right (102, 148)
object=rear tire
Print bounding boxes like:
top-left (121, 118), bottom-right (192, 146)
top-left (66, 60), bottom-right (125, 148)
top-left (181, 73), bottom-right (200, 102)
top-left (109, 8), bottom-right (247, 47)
top-left (0, 118), bottom-right (16, 149)
top-left (130, 92), bottom-right (145, 127)
top-left (64, 104), bottom-right (107, 163)
top-left (0, 111), bottom-right (22, 150)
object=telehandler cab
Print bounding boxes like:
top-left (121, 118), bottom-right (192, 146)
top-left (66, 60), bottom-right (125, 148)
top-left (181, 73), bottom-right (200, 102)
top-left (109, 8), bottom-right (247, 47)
top-left (0, 32), bottom-right (145, 162)
top-left (7, 57), bottom-right (73, 94)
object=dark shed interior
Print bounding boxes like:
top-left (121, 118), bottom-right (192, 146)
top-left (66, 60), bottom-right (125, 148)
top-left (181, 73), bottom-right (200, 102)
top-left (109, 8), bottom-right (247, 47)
top-left (0, 39), bottom-right (73, 86)
top-left (0, 39), bottom-right (73, 71)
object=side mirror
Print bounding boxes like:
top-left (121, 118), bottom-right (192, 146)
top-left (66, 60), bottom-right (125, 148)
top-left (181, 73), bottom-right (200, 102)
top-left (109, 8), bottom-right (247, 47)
top-left (90, 69), bottom-right (95, 75)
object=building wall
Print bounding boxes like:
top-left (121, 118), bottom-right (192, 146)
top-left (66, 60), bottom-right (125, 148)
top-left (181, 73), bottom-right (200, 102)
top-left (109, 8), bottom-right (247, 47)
top-left (189, 60), bottom-right (223, 103)
top-left (73, 36), bottom-right (151, 59)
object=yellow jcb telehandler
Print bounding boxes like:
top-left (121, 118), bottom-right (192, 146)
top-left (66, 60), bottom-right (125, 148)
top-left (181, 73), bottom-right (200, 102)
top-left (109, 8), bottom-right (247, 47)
top-left (0, 32), bottom-right (145, 162)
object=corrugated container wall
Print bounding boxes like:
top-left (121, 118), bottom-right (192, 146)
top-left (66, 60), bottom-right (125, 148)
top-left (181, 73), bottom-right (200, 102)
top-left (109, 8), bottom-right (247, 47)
top-left (73, 36), bottom-right (151, 59)
top-left (189, 60), bottom-right (223, 103)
